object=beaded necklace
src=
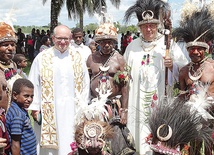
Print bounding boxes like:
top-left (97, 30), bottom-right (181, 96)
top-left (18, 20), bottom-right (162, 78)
top-left (0, 60), bottom-right (7, 65)
top-left (0, 62), bottom-right (17, 80)
top-left (188, 57), bottom-right (208, 95)
top-left (188, 57), bottom-right (208, 81)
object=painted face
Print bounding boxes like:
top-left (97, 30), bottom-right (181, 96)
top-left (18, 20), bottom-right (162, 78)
top-left (188, 46), bottom-right (205, 63)
top-left (13, 86), bottom-right (34, 109)
top-left (0, 41), bottom-right (16, 64)
top-left (73, 32), bottom-right (83, 45)
top-left (99, 39), bottom-right (114, 55)
top-left (139, 23), bottom-right (158, 41)
top-left (52, 27), bottom-right (71, 53)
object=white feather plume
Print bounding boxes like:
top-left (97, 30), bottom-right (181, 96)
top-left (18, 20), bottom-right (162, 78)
top-left (186, 84), bottom-right (214, 121)
top-left (74, 89), bottom-right (112, 126)
top-left (94, 13), bottom-right (102, 24)
top-left (181, 1), bottom-right (198, 22)
top-left (94, 10), bottom-right (114, 24)
top-left (0, 8), bottom-right (17, 32)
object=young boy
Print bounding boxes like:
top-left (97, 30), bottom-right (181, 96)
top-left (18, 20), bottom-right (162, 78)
top-left (6, 78), bottom-right (36, 155)
top-left (12, 54), bottom-right (28, 79)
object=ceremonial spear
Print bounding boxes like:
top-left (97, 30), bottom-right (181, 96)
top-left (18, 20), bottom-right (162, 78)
top-left (160, 7), bottom-right (172, 96)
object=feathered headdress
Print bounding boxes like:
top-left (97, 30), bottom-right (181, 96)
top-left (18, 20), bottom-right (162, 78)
top-left (94, 7), bottom-right (118, 43)
top-left (172, 3), bottom-right (214, 49)
top-left (124, 0), bottom-right (171, 27)
top-left (95, 22), bottom-right (118, 42)
top-left (147, 98), bottom-right (213, 154)
top-left (73, 89), bottom-right (114, 154)
top-left (0, 22), bottom-right (17, 44)
top-left (74, 89), bottom-right (112, 125)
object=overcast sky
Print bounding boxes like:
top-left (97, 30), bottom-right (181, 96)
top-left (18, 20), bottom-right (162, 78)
top-left (0, 0), bottom-right (185, 28)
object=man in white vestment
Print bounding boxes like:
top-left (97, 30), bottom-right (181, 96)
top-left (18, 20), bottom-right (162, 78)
top-left (70, 28), bottom-right (92, 63)
top-left (28, 25), bottom-right (90, 155)
top-left (123, 0), bottom-right (189, 154)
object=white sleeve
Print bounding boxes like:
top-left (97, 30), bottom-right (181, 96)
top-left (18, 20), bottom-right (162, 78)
top-left (167, 41), bottom-right (190, 86)
top-left (171, 41), bottom-right (189, 69)
top-left (167, 62), bottom-right (179, 86)
top-left (28, 54), bottom-right (42, 111)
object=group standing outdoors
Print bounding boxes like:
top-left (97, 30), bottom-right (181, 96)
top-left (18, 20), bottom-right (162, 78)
top-left (0, 0), bottom-right (214, 155)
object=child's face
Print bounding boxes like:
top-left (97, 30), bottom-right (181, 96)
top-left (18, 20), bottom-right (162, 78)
top-left (90, 46), bottom-right (96, 54)
top-left (13, 86), bottom-right (34, 109)
top-left (18, 58), bottom-right (28, 68)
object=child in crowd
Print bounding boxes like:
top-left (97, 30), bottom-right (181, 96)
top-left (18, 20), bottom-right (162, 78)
top-left (6, 79), bottom-right (36, 155)
top-left (89, 43), bottom-right (96, 54)
top-left (39, 36), bottom-right (51, 52)
top-left (12, 54), bottom-right (28, 79)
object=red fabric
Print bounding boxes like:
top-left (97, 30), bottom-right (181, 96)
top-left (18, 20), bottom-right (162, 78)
top-left (27, 39), bottom-right (33, 46)
top-left (122, 36), bottom-right (132, 48)
top-left (0, 111), bottom-right (10, 154)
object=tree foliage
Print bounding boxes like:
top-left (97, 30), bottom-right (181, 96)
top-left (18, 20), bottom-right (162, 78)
top-left (42, 0), bottom-right (121, 31)
top-left (43, 0), bottom-right (65, 33)
top-left (66, 0), bottom-right (121, 30)
top-left (14, 22), bottom-right (139, 34)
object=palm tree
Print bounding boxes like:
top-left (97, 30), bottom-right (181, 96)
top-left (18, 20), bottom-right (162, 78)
top-left (43, 0), bottom-right (120, 32)
top-left (66, 0), bottom-right (121, 30)
top-left (43, 0), bottom-right (65, 33)
top-left (66, 0), bottom-right (92, 30)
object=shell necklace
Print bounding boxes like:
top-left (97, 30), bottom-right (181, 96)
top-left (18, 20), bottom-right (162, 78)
top-left (90, 50), bottom-right (115, 82)
top-left (188, 57), bottom-right (208, 81)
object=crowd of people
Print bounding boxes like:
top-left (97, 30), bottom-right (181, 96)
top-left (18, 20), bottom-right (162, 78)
top-left (1, 0), bottom-right (214, 155)
top-left (15, 28), bottom-right (52, 62)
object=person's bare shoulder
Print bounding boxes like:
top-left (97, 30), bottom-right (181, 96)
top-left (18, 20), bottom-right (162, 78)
top-left (179, 64), bottom-right (189, 76)
top-left (115, 51), bottom-right (125, 60)
top-left (115, 52), bottom-right (126, 65)
top-left (86, 54), bottom-right (93, 67)
top-left (206, 58), bottom-right (214, 64)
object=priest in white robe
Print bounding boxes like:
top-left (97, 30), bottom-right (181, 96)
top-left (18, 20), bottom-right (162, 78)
top-left (28, 25), bottom-right (90, 155)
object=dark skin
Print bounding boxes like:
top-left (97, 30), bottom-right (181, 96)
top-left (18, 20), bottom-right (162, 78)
top-left (0, 70), bottom-right (8, 154)
top-left (179, 46), bottom-right (214, 155)
top-left (0, 41), bottom-right (16, 65)
top-left (11, 135), bottom-right (21, 155)
top-left (73, 31), bottom-right (84, 45)
top-left (87, 39), bottom-right (129, 125)
top-left (179, 46), bottom-right (214, 98)
top-left (11, 87), bottom-right (34, 155)
top-left (0, 70), bottom-right (8, 110)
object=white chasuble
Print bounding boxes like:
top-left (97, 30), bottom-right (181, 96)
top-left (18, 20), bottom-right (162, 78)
top-left (28, 47), bottom-right (90, 155)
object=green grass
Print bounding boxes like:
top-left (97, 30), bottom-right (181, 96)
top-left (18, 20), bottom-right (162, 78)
top-left (23, 60), bottom-right (32, 75)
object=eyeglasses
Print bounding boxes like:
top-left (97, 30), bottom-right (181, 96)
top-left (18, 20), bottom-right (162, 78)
top-left (54, 36), bottom-right (70, 42)
top-left (141, 24), bottom-right (157, 29)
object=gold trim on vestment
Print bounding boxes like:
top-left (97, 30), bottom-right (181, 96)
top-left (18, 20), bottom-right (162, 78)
top-left (40, 49), bottom-right (58, 149)
top-left (73, 51), bottom-right (83, 93)
top-left (40, 47), bottom-right (83, 149)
